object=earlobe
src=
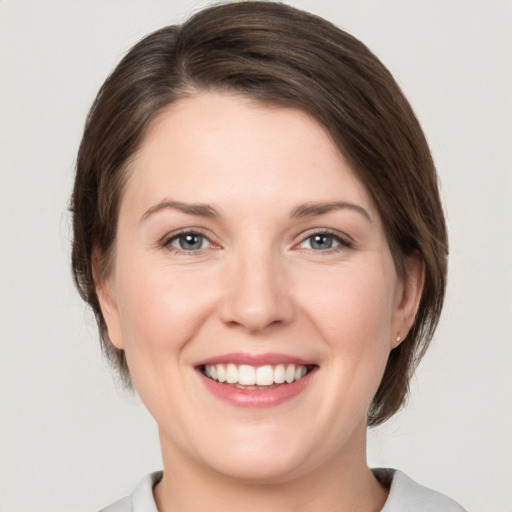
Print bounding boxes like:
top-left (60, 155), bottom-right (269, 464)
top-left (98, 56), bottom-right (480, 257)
top-left (391, 334), bottom-right (403, 350)
top-left (92, 252), bottom-right (125, 350)
top-left (392, 253), bottom-right (425, 349)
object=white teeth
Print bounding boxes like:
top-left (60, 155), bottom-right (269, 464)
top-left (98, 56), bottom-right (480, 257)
top-left (216, 364), bottom-right (226, 383)
top-left (285, 364), bottom-right (296, 383)
top-left (295, 365), bottom-right (307, 381)
top-left (274, 364), bottom-right (286, 384)
top-left (256, 365), bottom-right (274, 386)
top-left (239, 365), bottom-right (256, 385)
top-left (226, 363), bottom-right (238, 384)
top-left (203, 362), bottom-right (311, 386)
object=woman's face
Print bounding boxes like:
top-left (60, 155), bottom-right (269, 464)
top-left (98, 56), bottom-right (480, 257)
top-left (98, 92), bottom-right (421, 482)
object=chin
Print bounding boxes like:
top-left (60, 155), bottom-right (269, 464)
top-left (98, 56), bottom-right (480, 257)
top-left (183, 421), bottom-right (336, 485)
top-left (204, 448), bottom-right (309, 485)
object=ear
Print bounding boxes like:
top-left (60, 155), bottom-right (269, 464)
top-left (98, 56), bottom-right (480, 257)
top-left (391, 252), bottom-right (425, 349)
top-left (92, 251), bottom-right (125, 350)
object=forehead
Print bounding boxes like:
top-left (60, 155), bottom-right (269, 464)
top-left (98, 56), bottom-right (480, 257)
top-left (122, 91), bottom-right (377, 219)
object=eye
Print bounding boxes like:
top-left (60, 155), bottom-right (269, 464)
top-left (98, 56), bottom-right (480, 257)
top-left (165, 232), bottom-right (211, 252)
top-left (298, 231), bottom-right (351, 251)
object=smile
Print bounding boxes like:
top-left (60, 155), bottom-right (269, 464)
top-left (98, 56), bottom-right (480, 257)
top-left (202, 363), bottom-right (314, 387)
top-left (197, 356), bottom-right (318, 408)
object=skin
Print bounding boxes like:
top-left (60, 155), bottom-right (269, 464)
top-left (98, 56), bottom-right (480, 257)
top-left (96, 92), bottom-right (424, 512)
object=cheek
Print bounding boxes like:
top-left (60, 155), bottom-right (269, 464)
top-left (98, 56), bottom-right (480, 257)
top-left (113, 261), bottom-right (217, 362)
top-left (299, 266), bottom-right (395, 344)
top-left (295, 262), bottom-right (396, 408)
top-left (112, 262), bottom-right (220, 416)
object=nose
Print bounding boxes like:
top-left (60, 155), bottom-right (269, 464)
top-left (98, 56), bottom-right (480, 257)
top-left (218, 249), bottom-right (295, 333)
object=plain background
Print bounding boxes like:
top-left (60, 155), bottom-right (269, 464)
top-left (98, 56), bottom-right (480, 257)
top-left (1, 1), bottom-right (511, 511)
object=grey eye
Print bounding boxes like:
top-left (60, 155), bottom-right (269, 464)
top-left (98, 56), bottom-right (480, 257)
top-left (171, 233), bottom-right (207, 251)
top-left (307, 234), bottom-right (336, 250)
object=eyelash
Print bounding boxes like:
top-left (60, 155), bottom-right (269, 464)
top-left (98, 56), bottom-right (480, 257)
top-left (162, 229), bottom-right (215, 254)
top-left (296, 229), bottom-right (353, 253)
top-left (161, 228), bottom-right (353, 254)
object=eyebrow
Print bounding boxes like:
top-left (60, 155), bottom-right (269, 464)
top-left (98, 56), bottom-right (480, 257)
top-left (140, 200), bottom-right (219, 222)
top-left (140, 199), bottom-right (372, 223)
top-left (291, 201), bottom-right (372, 222)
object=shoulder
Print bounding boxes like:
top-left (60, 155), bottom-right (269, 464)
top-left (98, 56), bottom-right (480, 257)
top-left (374, 468), bottom-right (468, 512)
top-left (98, 495), bottom-right (131, 512)
top-left (98, 472), bottom-right (162, 512)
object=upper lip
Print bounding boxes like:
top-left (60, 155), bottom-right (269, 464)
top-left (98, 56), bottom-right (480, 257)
top-left (195, 352), bottom-right (316, 367)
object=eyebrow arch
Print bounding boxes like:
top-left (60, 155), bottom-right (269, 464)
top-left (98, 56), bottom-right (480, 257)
top-left (291, 201), bottom-right (372, 222)
top-left (140, 200), bottom-right (219, 222)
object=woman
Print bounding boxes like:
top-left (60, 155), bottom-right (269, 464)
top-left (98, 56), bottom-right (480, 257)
top-left (71, 2), bottom-right (466, 511)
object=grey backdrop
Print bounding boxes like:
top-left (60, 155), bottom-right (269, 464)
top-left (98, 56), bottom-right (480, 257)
top-left (1, 1), bottom-right (511, 511)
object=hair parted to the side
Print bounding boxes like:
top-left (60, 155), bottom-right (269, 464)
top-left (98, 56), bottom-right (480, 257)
top-left (71, 1), bottom-right (448, 426)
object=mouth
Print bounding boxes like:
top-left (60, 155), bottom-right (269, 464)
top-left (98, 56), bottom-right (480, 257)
top-left (195, 353), bottom-right (318, 407)
top-left (200, 363), bottom-right (317, 389)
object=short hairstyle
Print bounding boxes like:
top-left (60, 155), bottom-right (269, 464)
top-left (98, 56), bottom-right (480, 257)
top-left (71, 1), bottom-right (448, 426)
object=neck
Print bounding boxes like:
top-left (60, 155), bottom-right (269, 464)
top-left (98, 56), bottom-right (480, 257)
top-left (154, 425), bottom-right (388, 512)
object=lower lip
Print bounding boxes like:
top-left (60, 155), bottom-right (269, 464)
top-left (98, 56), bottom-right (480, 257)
top-left (199, 370), bottom-right (316, 408)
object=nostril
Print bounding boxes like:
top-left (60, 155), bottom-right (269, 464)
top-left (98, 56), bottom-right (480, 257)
top-left (217, 257), bottom-right (296, 332)
top-left (219, 292), bottom-right (295, 332)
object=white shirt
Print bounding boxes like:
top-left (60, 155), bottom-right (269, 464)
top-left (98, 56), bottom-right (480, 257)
top-left (99, 469), bottom-right (467, 512)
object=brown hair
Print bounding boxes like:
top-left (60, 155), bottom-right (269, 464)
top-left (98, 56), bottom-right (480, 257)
top-left (71, 1), bottom-right (448, 426)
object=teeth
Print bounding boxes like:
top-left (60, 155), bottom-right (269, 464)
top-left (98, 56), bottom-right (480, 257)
top-left (295, 365), bottom-right (307, 381)
top-left (274, 364), bottom-right (286, 384)
top-left (285, 364), bottom-right (295, 383)
top-left (203, 363), bottom-right (311, 386)
top-left (217, 364), bottom-right (226, 383)
top-left (256, 365), bottom-right (274, 386)
top-left (226, 363), bottom-right (238, 384)
top-left (239, 365), bottom-right (256, 385)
